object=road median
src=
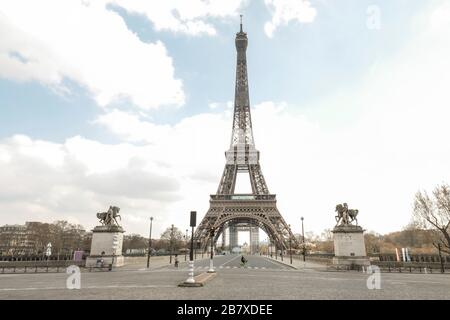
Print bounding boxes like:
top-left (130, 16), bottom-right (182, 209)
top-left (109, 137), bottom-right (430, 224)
top-left (178, 272), bottom-right (217, 287)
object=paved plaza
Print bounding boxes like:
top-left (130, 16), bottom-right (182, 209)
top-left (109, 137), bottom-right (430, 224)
top-left (0, 254), bottom-right (449, 300)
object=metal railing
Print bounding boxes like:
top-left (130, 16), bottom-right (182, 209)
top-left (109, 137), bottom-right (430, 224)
top-left (0, 260), bottom-right (85, 274)
top-left (327, 261), bottom-right (449, 273)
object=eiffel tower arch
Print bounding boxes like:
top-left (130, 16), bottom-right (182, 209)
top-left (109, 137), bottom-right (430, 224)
top-left (194, 17), bottom-right (298, 253)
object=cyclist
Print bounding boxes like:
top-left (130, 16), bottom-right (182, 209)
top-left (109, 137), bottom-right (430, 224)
top-left (240, 255), bottom-right (248, 267)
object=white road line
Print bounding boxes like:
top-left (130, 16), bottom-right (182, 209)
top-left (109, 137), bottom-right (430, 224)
top-left (219, 255), bottom-right (242, 267)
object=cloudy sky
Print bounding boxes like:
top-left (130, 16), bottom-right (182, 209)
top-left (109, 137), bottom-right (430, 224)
top-left (1, 0), bottom-right (450, 239)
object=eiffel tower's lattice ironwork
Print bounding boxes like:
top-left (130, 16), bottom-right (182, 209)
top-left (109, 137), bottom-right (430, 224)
top-left (194, 17), bottom-right (298, 252)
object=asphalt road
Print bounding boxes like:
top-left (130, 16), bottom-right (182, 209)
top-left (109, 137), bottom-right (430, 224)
top-left (160, 254), bottom-right (293, 271)
top-left (1, 254), bottom-right (450, 300)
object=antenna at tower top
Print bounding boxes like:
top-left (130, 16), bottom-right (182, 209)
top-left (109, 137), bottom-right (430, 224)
top-left (240, 14), bottom-right (243, 32)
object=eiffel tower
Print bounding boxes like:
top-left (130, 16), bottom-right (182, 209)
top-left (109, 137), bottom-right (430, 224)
top-left (194, 17), bottom-right (298, 253)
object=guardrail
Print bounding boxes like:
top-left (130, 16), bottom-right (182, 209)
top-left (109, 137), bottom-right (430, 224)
top-left (0, 260), bottom-right (85, 274)
top-left (326, 261), bottom-right (449, 273)
top-left (371, 261), bottom-right (449, 274)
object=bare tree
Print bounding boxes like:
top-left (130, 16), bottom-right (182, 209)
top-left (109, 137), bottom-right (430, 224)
top-left (160, 226), bottom-right (184, 251)
top-left (414, 184), bottom-right (450, 253)
top-left (123, 234), bottom-right (148, 252)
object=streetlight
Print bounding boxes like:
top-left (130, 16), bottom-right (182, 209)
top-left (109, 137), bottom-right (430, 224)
top-left (169, 224), bottom-right (174, 264)
top-left (185, 229), bottom-right (188, 261)
top-left (185, 211), bottom-right (196, 284)
top-left (301, 217), bottom-right (306, 262)
top-left (208, 227), bottom-right (216, 273)
top-left (289, 225), bottom-right (292, 264)
top-left (146, 217), bottom-right (153, 268)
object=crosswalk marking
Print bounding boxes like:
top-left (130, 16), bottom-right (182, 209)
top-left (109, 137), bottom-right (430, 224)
top-left (164, 264), bottom-right (291, 271)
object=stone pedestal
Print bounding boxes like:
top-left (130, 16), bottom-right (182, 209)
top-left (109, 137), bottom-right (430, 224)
top-left (332, 225), bottom-right (370, 266)
top-left (86, 225), bottom-right (125, 267)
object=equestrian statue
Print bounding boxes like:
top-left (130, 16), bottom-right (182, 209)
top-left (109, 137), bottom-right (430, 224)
top-left (335, 203), bottom-right (358, 226)
top-left (97, 205), bottom-right (122, 227)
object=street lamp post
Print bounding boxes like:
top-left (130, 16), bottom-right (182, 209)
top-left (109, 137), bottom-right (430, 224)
top-left (208, 227), bottom-right (216, 273)
top-left (185, 229), bottom-right (188, 261)
top-left (146, 217), bottom-right (153, 268)
top-left (169, 224), bottom-right (174, 264)
top-left (301, 217), bottom-right (306, 262)
top-left (185, 211), bottom-right (197, 284)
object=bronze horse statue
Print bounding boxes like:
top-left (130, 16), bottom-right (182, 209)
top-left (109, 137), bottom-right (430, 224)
top-left (335, 203), bottom-right (358, 226)
top-left (97, 206), bottom-right (121, 226)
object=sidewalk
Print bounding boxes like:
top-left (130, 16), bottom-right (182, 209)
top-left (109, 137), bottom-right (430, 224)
top-left (265, 255), bottom-right (327, 271)
top-left (120, 256), bottom-right (172, 270)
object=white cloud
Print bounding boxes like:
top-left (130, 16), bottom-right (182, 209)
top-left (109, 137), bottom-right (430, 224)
top-left (264, 0), bottom-right (317, 38)
top-left (0, 0), bottom-right (184, 109)
top-left (208, 101), bottom-right (233, 110)
top-left (112, 0), bottom-right (246, 36)
top-left (0, 134), bottom-right (182, 235)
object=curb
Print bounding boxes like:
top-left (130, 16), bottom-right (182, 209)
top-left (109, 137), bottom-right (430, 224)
top-left (178, 272), bottom-right (217, 287)
top-left (265, 256), bottom-right (298, 270)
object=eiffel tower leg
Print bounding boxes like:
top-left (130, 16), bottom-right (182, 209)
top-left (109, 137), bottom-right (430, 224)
top-left (221, 224), bottom-right (226, 250)
top-left (229, 222), bottom-right (238, 253)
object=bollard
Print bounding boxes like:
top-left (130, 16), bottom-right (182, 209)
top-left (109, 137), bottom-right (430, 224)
top-left (185, 260), bottom-right (195, 284)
